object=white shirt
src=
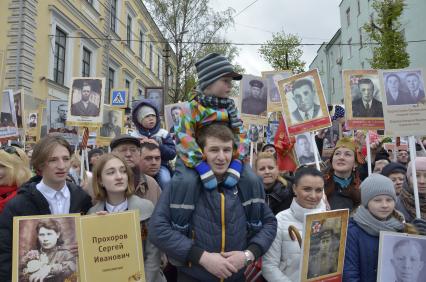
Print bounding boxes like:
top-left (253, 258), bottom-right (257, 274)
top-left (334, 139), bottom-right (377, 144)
top-left (105, 199), bottom-right (128, 213)
top-left (36, 180), bottom-right (71, 214)
top-left (82, 100), bottom-right (89, 108)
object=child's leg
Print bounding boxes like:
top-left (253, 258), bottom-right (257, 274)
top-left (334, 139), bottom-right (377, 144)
top-left (169, 158), bottom-right (200, 235)
top-left (157, 165), bottom-right (172, 191)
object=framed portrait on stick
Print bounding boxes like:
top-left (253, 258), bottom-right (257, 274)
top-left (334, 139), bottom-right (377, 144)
top-left (240, 74), bottom-right (268, 125)
top-left (377, 232), bottom-right (426, 282)
top-left (262, 70), bottom-right (292, 112)
top-left (343, 69), bottom-right (385, 130)
top-left (278, 69), bottom-right (331, 136)
top-left (12, 214), bottom-right (80, 282)
top-left (0, 89), bottom-right (19, 140)
top-left (164, 102), bottom-right (189, 134)
top-left (96, 105), bottom-right (125, 146)
top-left (299, 209), bottom-right (349, 282)
top-left (145, 87), bottom-right (164, 116)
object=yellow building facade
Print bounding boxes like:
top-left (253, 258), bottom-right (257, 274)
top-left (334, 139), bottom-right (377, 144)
top-left (0, 0), bottom-right (175, 107)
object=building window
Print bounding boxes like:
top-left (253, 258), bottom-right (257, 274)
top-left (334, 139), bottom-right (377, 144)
top-left (357, 0), bottom-right (361, 15)
top-left (110, 0), bottom-right (117, 32)
top-left (348, 38), bottom-right (352, 58)
top-left (346, 8), bottom-right (351, 27)
top-left (82, 47), bottom-right (91, 77)
top-left (139, 30), bottom-right (144, 60)
top-left (149, 43), bottom-right (154, 70)
top-left (126, 15), bottom-right (132, 47)
top-left (107, 67), bottom-right (115, 103)
top-left (359, 28), bottom-right (363, 48)
top-left (54, 27), bottom-right (67, 85)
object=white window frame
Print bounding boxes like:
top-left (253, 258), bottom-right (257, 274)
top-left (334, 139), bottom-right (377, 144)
top-left (49, 9), bottom-right (77, 88)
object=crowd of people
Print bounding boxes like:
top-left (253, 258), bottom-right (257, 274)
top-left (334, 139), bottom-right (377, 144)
top-left (1, 53), bottom-right (426, 282)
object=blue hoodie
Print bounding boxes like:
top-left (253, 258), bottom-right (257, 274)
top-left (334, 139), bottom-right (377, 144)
top-left (131, 99), bottom-right (176, 166)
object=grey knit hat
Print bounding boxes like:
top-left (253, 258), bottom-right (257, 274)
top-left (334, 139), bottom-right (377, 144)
top-left (195, 53), bottom-right (242, 92)
top-left (360, 174), bottom-right (397, 207)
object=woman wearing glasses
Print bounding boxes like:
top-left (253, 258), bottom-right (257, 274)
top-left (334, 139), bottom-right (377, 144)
top-left (0, 146), bottom-right (31, 213)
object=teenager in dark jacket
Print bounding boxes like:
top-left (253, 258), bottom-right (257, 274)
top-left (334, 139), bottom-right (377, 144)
top-left (343, 174), bottom-right (417, 282)
top-left (131, 99), bottom-right (176, 190)
top-left (255, 152), bottom-right (293, 215)
top-left (0, 136), bottom-right (92, 282)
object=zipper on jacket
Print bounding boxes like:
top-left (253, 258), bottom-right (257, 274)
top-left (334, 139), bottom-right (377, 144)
top-left (220, 191), bottom-right (225, 282)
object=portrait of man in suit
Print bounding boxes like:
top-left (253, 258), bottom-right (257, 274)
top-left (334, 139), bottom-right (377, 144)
top-left (405, 72), bottom-right (425, 104)
top-left (352, 78), bottom-right (383, 118)
top-left (290, 78), bottom-right (322, 123)
top-left (296, 134), bottom-right (315, 165)
top-left (385, 73), bottom-right (413, 106)
top-left (70, 82), bottom-right (100, 117)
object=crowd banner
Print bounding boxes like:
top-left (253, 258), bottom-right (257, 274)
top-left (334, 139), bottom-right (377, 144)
top-left (277, 69), bottom-right (331, 136)
top-left (379, 68), bottom-right (426, 136)
top-left (299, 209), bottom-right (349, 282)
top-left (366, 133), bottom-right (372, 176)
top-left (343, 69), bottom-right (385, 130)
top-left (408, 136), bottom-right (421, 218)
top-left (12, 211), bottom-right (145, 282)
top-left (239, 74), bottom-right (268, 126)
top-left (377, 232), bottom-right (426, 282)
top-left (261, 70), bottom-right (292, 113)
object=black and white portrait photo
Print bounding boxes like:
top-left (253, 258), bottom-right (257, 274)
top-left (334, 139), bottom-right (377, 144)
top-left (0, 90), bottom-right (19, 138)
top-left (48, 100), bottom-right (77, 133)
top-left (378, 232), bottom-right (426, 282)
top-left (99, 106), bottom-right (123, 138)
top-left (263, 71), bottom-right (292, 103)
top-left (13, 215), bottom-right (79, 282)
top-left (350, 76), bottom-right (383, 118)
top-left (241, 75), bottom-right (268, 116)
top-left (164, 102), bottom-right (188, 134)
top-left (13, 91), bottom-right (23, 128)
top-left (383, 70), bottom-right (426, 106)
top-left (295, 133), bottom-right (316, 165)
top-left (28, 113), bottom-right (38, 128)
top-left (146, 87), bottom-right (164, 115)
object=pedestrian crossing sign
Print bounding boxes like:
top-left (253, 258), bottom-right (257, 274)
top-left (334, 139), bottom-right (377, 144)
top-left (111, 90), bottom-right (127, 107)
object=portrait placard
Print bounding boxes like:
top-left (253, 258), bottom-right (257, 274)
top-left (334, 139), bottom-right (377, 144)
top-left (47, 99), bottom-right (79, 146)
top-left (343, 69), bottom-right (385, 129)
top-left (145, 87), bottom-right (164, 116)
top-left (377, 232), bottom-right (426, 282)
top-left (13, 90), bottom-right (24, 129)
top-left (379, 68), bottom-right (426, 136)
top-left (67, 77), bottom-right (105, 127)
top-left (294, 132), bottom-right (321, 166)
top-left (240, 74), bottom-right (268, 125)
top-left (0, 89), bottom-right (19, 140)
top-left (262, 70), bottom-right (292, 112)
top-left (299, 209), bottom-right (349, 282)
top-left (77, 210), bottom-right (145, 282)
top-left (164, 102), bottom-right (189, 134)
top-left (12, 214), bottom-right (81, 282)
top-left (96, 105), bottom-right (124, 146)
top-left (23, 93), bottom-right (45, 143)
top-left (278, 69), bottom-right (331, 136)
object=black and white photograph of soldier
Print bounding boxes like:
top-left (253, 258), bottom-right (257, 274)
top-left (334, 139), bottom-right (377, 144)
top-left (384, 70), bottom-right (426, 106)
top-left (70, 78), bottom-right (102, 117)
top-left (350, 77), bottom-right (384, 118)
top-left (247, 124), bottom-right (259, 143)
top-left (287, 77), bottom-right (324, 124)
top-left (16, 217), bottom-right (78, 282)
top-left (295, 133), bottom-right (316, 165)
top-left (307, 217), bottom-right (342, 279)
top-left (99, 108), bottom-right (123, 138)
top-left (48, 100), bottom-right (77, 133)
top-left (28, 113), bottom-right (38, 128)
top-left (378, 233), bottom-right (426, 282)
top-left (146, 88), bottom-right (164, 115)
top-left (241, 75), bottom-right (268, 116)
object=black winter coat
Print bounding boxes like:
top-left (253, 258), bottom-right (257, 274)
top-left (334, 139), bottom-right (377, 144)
top-left (265, 177), bottom-right (294, 215)
top-left (0, 180), bottom-right (91, 282)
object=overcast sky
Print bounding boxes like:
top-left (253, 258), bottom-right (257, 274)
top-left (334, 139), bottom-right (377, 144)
top-left (210, 0), bottom-right (343, 76)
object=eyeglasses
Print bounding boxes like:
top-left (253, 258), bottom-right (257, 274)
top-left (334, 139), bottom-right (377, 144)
top-left (1, 146), bottom-right (21, 158)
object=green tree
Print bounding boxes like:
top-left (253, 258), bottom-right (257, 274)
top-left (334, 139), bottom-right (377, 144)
top-left (144, 0), bottom-right (235, 102)
top-left (364, 0), bottom-right (409, 69)
top-left (259, 31), bottom-right (305, 73)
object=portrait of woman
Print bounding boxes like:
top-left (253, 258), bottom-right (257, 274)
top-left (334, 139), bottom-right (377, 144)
top-left (19, 219), bottom-right (77, 282)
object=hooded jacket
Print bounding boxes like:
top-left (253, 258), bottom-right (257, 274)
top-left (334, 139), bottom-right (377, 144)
top-left (131, 99), bottom-right (176, 166)
top-left (0, 180), bottom-right (92, 282)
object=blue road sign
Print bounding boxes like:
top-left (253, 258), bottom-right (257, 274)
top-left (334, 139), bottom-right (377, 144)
top-left (111, 90), bottom-right (127, 107)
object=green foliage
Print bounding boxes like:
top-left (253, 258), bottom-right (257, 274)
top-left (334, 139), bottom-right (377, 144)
top-left (258, 31), bottom-right (305, 73)
top-left (363, 0), bottom-right (409, 69)
top-left (144, 0), bottom-right (235, 102)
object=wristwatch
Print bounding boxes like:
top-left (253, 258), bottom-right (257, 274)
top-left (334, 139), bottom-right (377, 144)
top-left (244, 250), bottom-right (254, 266)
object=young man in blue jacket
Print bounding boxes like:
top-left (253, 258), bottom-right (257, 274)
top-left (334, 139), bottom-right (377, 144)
top-left (149, 123), bottom-right (277, 281)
